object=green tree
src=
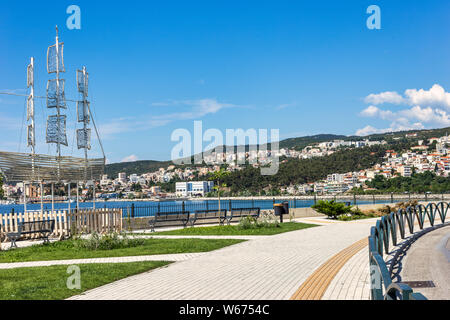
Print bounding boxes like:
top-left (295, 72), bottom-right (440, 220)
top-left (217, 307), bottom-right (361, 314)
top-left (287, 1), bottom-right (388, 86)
top-left (209, 168), bottom-right (230, 224)
top-left (311, 200), bottom-right (353, 219)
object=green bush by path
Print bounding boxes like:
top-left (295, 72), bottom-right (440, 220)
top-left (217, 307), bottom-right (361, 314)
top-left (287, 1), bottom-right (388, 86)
top-left (311, 200), bottom-right (353, 219)
top-left (144, 222), bottom-right (318, 236)
top-left (0, 261), bottom-right (170, 300)
top-left (74, 232), bottom-right (145, 250)
top-left (0, 238), bottom-right (244, 263)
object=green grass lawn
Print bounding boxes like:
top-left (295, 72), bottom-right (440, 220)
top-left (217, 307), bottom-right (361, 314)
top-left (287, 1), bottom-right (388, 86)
top-left (0, 238), bottom-right (245, 263)
top-left (0, 261), bottom-right (170, 300)
top-left (145, 222), bottom-right (318, 236)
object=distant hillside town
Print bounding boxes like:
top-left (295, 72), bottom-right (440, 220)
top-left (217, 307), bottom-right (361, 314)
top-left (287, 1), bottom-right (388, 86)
top-left (2, 134), bottom-right (450, 201)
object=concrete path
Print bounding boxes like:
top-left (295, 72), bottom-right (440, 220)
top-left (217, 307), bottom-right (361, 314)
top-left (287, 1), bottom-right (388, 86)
top-left (68, 219), bottom-right (378, 300)
top-left (0, 253), bottom-right (206, 269)
top-left (399, 225), bottom-right (450, 300)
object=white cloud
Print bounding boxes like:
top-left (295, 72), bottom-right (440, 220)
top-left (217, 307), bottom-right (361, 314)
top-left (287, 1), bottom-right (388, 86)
top-left (404, 84), bottom-right (450, 109)
top-left (356, 121), bottom-right (424, 136)
top-left (152, 98), bottom-right (238, 121)
top-left (357, 84), bottom-right (450, 136)
top-left (121, 154), bottom-right (139, 162)
top-left (360, 106), bottom-right (393, 120)
top-left (364, 84), bottom-right (450, 109)
top-left (365, 91), bottom-right (405, 105)
top-left (399, 106), bottom-right (450, 126)
top-left (356, 125), bottom-right (391, 136)
top-left (98, 99), bottom-right (241, 140)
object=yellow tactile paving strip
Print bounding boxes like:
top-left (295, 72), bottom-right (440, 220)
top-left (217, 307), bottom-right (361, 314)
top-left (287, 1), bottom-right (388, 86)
top-left (290, 238), bottom-right (368, 300)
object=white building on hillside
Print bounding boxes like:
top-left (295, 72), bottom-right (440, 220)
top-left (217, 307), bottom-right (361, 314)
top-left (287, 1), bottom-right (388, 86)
top-left (175, 181), bottom-right (214, 197)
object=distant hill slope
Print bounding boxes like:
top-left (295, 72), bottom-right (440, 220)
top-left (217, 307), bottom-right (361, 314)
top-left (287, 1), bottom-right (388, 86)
top-left (279, 134), bottom-right (348, 150)
top-left (104, 160), bottom-right (172, 178)
top-left (105, 126), bottom-right (450, 178)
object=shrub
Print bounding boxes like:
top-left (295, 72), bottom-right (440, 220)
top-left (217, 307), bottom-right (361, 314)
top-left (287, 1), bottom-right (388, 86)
top-left (237, 213), bottom-right (280, 230)
top-left (378, 200), bottom-right (419, 216)
top-left (75, 232), bottom-right (145, 250)
top-left (311, 200), bottom-right (353, 219)
top-left (337, 208), bottom-right (377, 221)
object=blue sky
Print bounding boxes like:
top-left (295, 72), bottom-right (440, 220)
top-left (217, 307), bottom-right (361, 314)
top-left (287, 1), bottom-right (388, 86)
top-left (1, 0), bottom-right (449, 163)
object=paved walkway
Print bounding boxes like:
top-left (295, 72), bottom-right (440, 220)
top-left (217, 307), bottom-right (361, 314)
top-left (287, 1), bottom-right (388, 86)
top-left (2, 215), bottom-right (446, 300)
top-left (0, 253), bottom-right (206, 269)
top-left (3, 212), bottom-right (447, 301)
top-left (68, 218), bottom-right (377, 300)
top-left (399, 224), bottom-right (450, 300)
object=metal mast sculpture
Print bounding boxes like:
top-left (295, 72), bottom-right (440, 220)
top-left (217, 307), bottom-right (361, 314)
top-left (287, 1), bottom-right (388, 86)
top-left (46, 26), bottom-right (68, 160)
top-left (27, 57), bottom-right (35, 156)
top-left (76, 68), bottom-right (91, 165)
top-left (76, 66), bottom-right (91, 205)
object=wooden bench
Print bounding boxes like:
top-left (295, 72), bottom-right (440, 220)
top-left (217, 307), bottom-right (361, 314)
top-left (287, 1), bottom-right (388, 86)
top-left (189, 209), bottom-right (228, 226)
top-left (148, 211), bottom-right (190, 232)
top-left (226, 208), bottom-right (261, 224)
top-left (6, 220), bottom-right (55, 249)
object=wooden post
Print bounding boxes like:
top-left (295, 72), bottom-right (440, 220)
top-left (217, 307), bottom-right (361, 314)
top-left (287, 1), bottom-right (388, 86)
top-left (40, 181), bottom-right (44, 215)
top-left (76, 181), bottom-right (79, 211)
top-left (68, 182), bottom-right (71, 213)
top-left (93, 182), bottom-right (96, 210)
top-left (23, 182), bottom-right (27, 213)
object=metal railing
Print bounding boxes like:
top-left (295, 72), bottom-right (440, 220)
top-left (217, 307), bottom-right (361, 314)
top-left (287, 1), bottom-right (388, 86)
top-left (368, 202), bottom-right (449, 300)
top-left (3, 193), bottom-right (450, 217)
top-left (109, 196), bottom-right (424, 218)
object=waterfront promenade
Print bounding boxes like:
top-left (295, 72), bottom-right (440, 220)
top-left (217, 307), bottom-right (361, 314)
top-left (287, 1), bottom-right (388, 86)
top-left (68, 217), bottom-right (375, 300)
top-left (1, 212), bottom-right (446, 300)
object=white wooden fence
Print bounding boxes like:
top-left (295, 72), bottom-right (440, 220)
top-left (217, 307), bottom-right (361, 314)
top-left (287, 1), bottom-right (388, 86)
top-left (0, 208), bottom-right (122, 240)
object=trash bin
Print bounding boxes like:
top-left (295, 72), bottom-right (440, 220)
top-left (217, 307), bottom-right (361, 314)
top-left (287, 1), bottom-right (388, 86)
top-left (273, 203), bottom-right (285, 223)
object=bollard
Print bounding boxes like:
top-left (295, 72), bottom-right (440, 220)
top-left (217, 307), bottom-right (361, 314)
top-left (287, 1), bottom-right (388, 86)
top-left (131, 203), bottom-right (135, 218)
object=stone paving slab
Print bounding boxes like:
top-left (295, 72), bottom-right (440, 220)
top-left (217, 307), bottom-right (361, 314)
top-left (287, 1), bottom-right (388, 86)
top-left (0, 239), bottom-right (59, 251)
top-left (69, 220), bottom-right (377, 300)
top-left (322, 246), bottom-right (370, 300)
top-left (0, 253), bottom-right (206, 269)
top-left (399, 225), bottom-right (450, 300)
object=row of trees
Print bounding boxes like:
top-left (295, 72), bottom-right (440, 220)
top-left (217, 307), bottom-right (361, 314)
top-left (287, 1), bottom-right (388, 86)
top-left (364, 171), bottom-right (450, 193)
